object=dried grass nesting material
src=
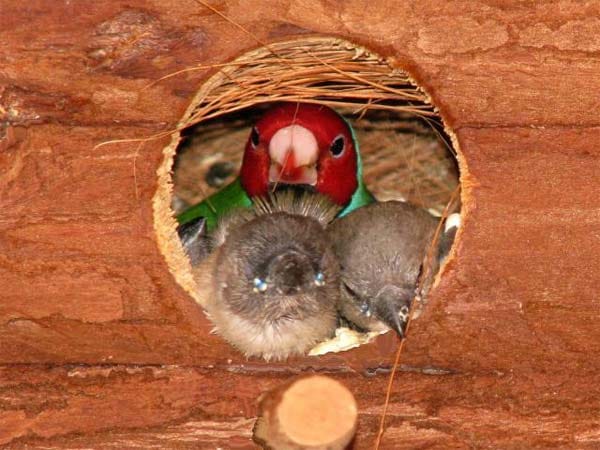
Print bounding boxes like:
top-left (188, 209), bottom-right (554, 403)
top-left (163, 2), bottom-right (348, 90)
top-left (156, 36), bottom-right (459, 310)
top-left (171, 37), bottom-right (458, 213)
top-left (177, 36), bottom-right (438, 129)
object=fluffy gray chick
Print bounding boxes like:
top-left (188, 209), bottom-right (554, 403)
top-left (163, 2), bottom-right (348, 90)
top-left (193, 191), bottom-right (341, 361)
top-left (328, 201), bottom-right (439, 337)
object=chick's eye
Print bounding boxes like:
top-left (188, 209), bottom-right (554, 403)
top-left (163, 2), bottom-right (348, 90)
top-left (253, 277), bottom-right (268, 293)
top-left (329, 135), bottom-right (345, 157)
top-left (250, 127), bottom-right (260, 148)
top-left (314, 272), bottom-right (325, 287)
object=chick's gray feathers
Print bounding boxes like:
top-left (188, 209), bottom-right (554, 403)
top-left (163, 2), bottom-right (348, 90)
top-left (195, 192), bottom-right (341, 361)
top-left (328, 201), bottom-right (438, 335)
top-left (215, 213), bottom-right (338, 324)
top-left (210, 190), bottom-right (341, 251)
top-left (253, 189), bottom-right (341, 226)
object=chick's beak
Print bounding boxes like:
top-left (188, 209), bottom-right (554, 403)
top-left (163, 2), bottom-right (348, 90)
top-left (268, 124), bottom-right (318, 186)
top-left (373, 285), bottom-right (414, 338)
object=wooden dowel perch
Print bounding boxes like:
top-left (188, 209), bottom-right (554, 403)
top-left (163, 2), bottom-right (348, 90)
top-left (253, 375), bottom-right (358, 450)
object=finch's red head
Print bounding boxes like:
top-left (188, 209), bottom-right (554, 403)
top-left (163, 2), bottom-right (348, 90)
top-left (239, 102), bottom-right (358, 206)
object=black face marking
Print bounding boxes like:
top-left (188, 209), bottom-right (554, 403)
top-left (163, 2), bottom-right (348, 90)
top-left (250, 127), bottom-right (260, 148)
top-left (329, 135), bottom-right (345, 158)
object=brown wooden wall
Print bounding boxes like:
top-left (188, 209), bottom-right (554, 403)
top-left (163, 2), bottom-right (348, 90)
top-left (2, 1), bottom-right (600, 447)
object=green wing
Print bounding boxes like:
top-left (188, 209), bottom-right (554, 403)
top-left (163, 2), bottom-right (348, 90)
top-left (338, 118), bottom-right (376, 217)
top-left (177, 177), bottom-right (252, 231)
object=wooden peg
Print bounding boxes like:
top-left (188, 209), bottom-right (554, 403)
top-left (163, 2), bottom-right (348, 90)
top-left (253, 375), bottom-right (358, 450)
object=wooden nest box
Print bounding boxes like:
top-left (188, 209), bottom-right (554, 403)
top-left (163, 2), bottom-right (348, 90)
top-left (2, 2), bottom-right (599, 448)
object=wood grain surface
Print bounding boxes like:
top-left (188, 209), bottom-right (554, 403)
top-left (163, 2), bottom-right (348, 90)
top-left (1, 1), bottom-right (600, 447)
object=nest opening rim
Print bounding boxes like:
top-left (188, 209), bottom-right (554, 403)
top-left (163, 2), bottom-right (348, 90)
top-left (153, 35), bottom-right (466, 357)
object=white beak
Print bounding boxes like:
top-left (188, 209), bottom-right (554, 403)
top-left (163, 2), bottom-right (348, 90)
top-left (268, 124), bottom-right (318, 185)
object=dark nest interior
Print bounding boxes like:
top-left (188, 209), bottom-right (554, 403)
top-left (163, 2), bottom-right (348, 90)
top-left (154, 36), bottom-right (460, 348)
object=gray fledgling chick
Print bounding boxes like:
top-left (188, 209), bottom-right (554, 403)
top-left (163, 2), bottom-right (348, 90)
top-left (193, 191), bottom-right (341, 361)
top-left (328, 201), bottom-right (440, 337)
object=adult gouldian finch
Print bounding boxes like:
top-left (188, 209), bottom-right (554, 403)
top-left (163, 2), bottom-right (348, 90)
top-left (177, 102), bottom-right (374, 231)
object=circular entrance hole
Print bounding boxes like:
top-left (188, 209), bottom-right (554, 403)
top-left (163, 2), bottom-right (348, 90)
top-left (154, 37), bottom-right (461, 357)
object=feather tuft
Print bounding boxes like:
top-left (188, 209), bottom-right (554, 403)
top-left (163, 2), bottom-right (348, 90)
top-left (253, 190), bottom-right (341, 226)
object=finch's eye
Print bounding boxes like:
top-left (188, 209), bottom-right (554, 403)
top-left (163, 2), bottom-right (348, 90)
top-left (329, 135), bottom-right (345, 157)
top-left (250, 127), bottom-right (260, 148)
